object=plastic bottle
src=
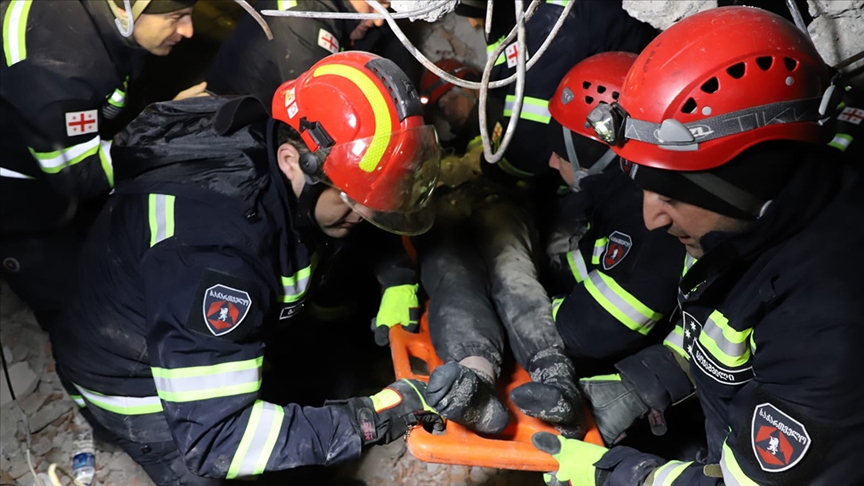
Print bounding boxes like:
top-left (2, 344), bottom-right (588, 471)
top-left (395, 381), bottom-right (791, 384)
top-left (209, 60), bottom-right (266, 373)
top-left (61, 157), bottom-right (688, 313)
top-left (71, 428), bottom-right (96, 486)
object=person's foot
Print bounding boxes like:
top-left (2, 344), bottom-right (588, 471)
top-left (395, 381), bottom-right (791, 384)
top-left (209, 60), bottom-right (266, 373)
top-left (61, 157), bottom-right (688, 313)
top-left (425, 362), bottom-right (510, 435)
top-left (510, 347), bottom-right (586, 438)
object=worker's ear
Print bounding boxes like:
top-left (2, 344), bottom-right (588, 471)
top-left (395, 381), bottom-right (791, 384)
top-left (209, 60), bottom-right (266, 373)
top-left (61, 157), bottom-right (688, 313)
top-left (277, 143), bottom-right (305, 197)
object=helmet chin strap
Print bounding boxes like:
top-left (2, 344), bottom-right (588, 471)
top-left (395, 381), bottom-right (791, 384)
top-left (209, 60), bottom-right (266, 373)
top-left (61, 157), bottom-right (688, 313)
top-left (562, 125), bottom-right (617, 191)
top-left (295, 182), bottom-right (327, 234)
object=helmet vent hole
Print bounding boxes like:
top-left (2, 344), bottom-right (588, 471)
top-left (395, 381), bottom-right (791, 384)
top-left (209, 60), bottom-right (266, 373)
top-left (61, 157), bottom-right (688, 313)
top-left (784, 57), bottom-right (799, 71)
top-left (597, 85), bottom-right (607, 94)
top-left (682, 98), bottom-right (697, 114)
top-left (701, 77), bottom-right (719, 94)
top-left (612, 91), bottom-right (619, 100)
top-left (585, 96), bottom-right (594, 104)
top-left (583, 81), bottom-right (591, 89)
top-left (726, 62), bottom-right (746, 79)
top-left (756, 56), bottom-right (774, 71)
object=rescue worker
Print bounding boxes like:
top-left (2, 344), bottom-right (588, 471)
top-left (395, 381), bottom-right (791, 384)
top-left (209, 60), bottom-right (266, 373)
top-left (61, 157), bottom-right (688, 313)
top-left (421, 1), bottom-right (659, 437)
top-left (0, 0), bottom-right (200, 333)
top-left (539, 52), bottom-right (687, 367)
top-left (51, 52), bottom-right (441, 485)
top-left (206, 0), bottom-right (421, 97)
top-left (419, 58), bottom-right (482, 155)
top-left (531, 8), bottom-right (864, 485)
top-left (454, 0), bottom-right (658, 180)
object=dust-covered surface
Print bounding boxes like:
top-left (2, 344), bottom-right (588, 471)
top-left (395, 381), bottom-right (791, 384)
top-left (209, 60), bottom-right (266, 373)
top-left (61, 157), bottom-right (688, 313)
top-left (0, 281), bottom-right (155, 486)
top-left (1, 280), bottom-right (546, 485)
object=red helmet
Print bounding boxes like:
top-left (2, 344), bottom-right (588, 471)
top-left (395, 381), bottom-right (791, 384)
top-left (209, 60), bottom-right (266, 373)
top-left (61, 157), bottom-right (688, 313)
top-left (590, 7), bottom-right (831, 171)
top-left (272, 51), bottom-right (441, 235)
top-left (420, 58), bottom-right (480, 106)
top-left (549, 51), bottom-right (637, 142)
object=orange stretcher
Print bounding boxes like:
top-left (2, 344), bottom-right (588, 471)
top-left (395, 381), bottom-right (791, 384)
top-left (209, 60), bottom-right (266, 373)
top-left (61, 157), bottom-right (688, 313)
top-left (389, 311), bottom-right (604, 472)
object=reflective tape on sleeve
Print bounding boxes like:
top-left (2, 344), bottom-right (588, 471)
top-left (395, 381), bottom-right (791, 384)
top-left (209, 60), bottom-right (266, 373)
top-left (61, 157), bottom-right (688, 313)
top-left (697, 310), bottom-right (751, 368)
top-left (28, 136), bottom-right (105, 174)
top-left (148, 194), bottom-right (176, 247)
top-left (591, 237), bottom-right (608, 265)
top-left (682, 254), bottom-right (697, 277)
top-left (720, 440), bottom-right (759, 486)
top-left (663, 324), bottom-right (688, 359)
top-left (73, 384), bottom-right (163, 415)
top-left (3, 0), bottom-right (32, 66)
top-left (281, 265), bottom-right (312, 303)
top-left (584, 271), bottom-right (661, 335)
top-left (504, 95), bottom-right (551, 124)
top-left (151, 357), bottom-right (263, 402)
top-left (828, 133), bottom-right (852, 152)
top-left (649, 460), bottom-right (693, 486)
top-left (227, 401), bottom-right (285, 479)
top-left (566, 249), bottom-right (588, 283)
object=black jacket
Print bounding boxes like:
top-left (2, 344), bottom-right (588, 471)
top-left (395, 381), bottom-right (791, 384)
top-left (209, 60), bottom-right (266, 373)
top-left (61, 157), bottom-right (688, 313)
top-left (53, 97), bottom-right (365, 479)
top-left (0, 0), bottom-right (146, 232)
top-left (604, 150), bottom-right (864, 485)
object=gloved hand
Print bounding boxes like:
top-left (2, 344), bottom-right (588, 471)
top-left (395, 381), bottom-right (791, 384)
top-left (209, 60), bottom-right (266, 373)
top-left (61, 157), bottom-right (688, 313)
top-left (578, 374), bottom-right (649, 446)
top-left (425, 362), bottom-right (510, 435)
top-left (532, 431), bottom-right (608, 486)
top-left (371, 284), bottom-right (421, 346)
top-left (327, 379), bottom-right (441, 446)
top-left (510, 346), bottom-right (586, 438)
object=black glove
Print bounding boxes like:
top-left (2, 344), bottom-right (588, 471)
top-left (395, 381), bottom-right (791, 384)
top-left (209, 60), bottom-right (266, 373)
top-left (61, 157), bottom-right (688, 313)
top-left (510, 346), bottom-right (586, 438)
top-left (328, 379), bottom-right (441, 446)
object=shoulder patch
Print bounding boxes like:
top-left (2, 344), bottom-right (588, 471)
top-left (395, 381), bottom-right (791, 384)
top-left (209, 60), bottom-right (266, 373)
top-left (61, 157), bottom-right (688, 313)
top-left (317, 28), bottom-right (340, 54)
top-left (203, 284), bottom-right (252, 336)
top-left (837, 106), bottom-right (863, 125)
top-left (602, 231), bottom-right (632, 270)
top-left (751, 403), bottom-right (811, 472)
top-left (186, 270), bottom-right (260, 341)
top-left (65, 110), bottom-right (99, 137)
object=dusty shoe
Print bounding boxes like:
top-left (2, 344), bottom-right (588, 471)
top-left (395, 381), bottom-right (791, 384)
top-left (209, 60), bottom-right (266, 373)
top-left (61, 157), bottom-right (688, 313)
top-left (425, 362), bottom-right (510, 435)
top-left (510, 347), bottom-right (586, 438)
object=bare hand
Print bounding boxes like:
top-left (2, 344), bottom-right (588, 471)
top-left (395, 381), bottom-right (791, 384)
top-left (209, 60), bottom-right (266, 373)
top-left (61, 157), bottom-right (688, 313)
top-left (173, 81), bottom-right (209, 101)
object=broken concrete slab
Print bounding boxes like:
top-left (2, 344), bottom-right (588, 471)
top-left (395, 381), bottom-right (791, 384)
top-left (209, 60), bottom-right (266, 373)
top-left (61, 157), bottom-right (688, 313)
top-left (0, 361), bottom-right (39, 406)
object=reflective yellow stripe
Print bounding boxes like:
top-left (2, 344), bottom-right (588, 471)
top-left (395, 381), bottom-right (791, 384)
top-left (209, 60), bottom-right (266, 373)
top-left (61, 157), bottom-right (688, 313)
top-left (828, 133), bottom-right (852, 152)
top-left (584, 270), bottom-right (661, 335)
top-left (227, 401), bottom-right (285, 478)
top-left (504, 95), bottom-right (552, 124)
top-left (276, 0), bottom-right (297, 9)
top-left (663, 324), bottom-right (688, 359)
top-left (697, 310), bottom-right (751, 368)
top-left (313, 64), bottom-right (391, 172)
top-left (720, 440), bottom-right (759, 486)
top-left (486, 37), bottom-right (506, 66)
top-left (28, 136), bottom-right (104, 173)
top-left (591, 237), bottom-right (608, 265)
top-left (551, 296), bottom-right (564, 320)
top-left (566, 249), bottom-right (588, 283)
top-left (281, 264), bottom-right (313, 303)
top-left (682, 254), bottom-right (697, 277)
top-left (99, 139), bottom-right (114, 187)
top-left (650, 460), bottom-right (693, 486)
top-left (148, 194), bottom-right (176, 247)
top-left (73, 384), bottom-right (163, 415)
top-left (3, 0), bottom-right (32, 66)
top-left (152, 357), bottom-right (263, 402)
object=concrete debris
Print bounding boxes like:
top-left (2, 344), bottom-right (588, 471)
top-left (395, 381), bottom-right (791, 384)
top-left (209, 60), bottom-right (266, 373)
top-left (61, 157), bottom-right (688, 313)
top-left (0, 362), bottom-right (39, 407)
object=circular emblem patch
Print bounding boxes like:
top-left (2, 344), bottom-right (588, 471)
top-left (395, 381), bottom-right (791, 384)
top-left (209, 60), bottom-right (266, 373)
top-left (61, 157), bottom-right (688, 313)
top-left (751, 402), bottom-right (811, 472)
top-left (2, 257), bottom-right (20, 273)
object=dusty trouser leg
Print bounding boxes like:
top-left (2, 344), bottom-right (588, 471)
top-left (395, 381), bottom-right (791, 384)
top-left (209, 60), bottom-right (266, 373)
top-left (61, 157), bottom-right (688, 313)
top-left (415, 189), bottom-right (510, 434)
top-left (475, 194), bottom-right (585, 436)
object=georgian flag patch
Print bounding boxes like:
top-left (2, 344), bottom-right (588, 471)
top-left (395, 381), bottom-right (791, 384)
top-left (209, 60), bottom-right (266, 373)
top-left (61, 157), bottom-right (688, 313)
top-left (65, 110), bottom-right (99, 137)
top-left (317, 28), bottom-right (340, 54)
top-left (202, 284), bottom-right (252, 336)
top-left (751, 403), bottom-right (811, 472)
